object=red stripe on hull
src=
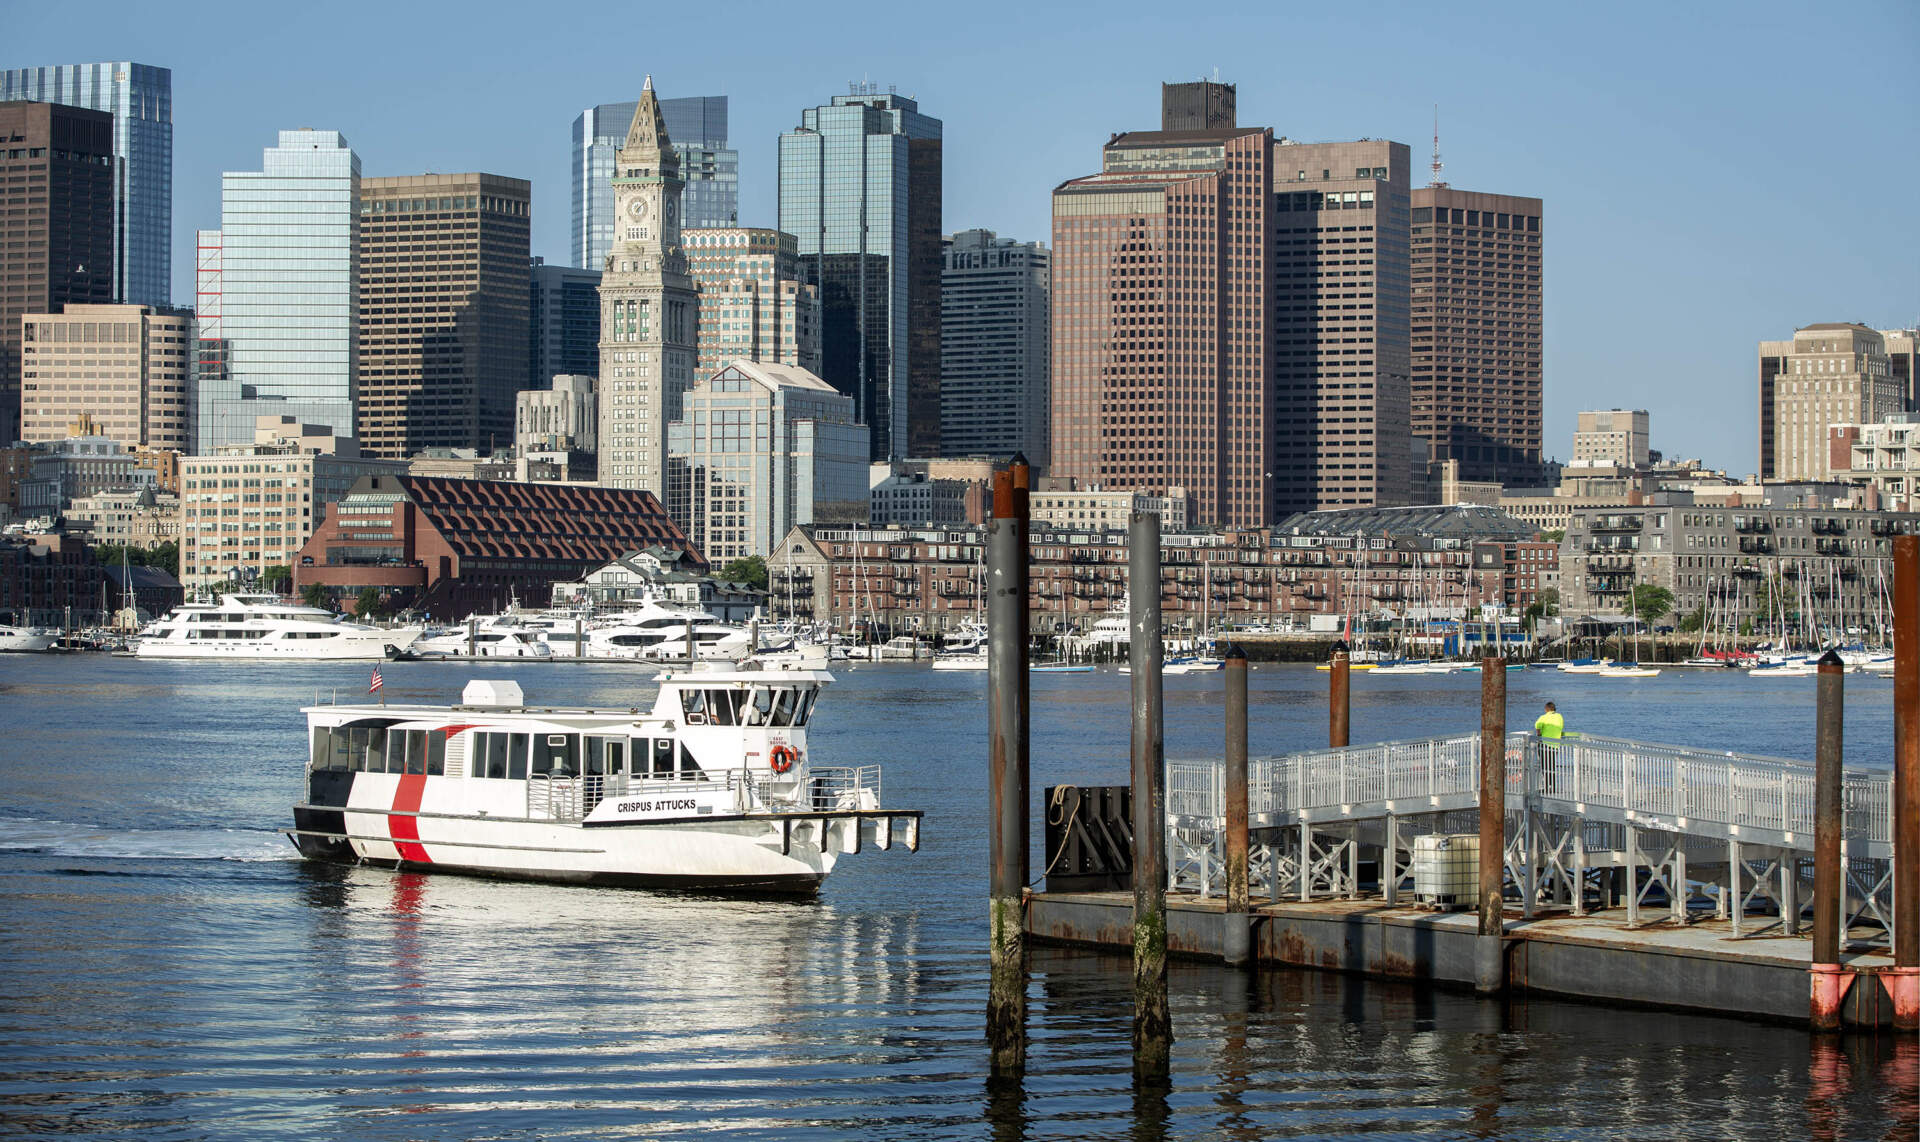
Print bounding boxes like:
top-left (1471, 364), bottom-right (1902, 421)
top-left (389, 774), bottom-right (431, 863)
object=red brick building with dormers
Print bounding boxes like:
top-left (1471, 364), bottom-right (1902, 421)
top-left (293, 474), bottom-right (703, 619)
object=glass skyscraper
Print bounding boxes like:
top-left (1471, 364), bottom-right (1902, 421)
top-left (0, 62), bottom-right (172, 307)
top-left (200, 130), bottom-right (360, 449)
top-left (778, 87), bottom-right (942, 461)
top-left (572, 96), bottom-right (735, 270)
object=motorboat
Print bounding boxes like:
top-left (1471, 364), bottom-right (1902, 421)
top-left (1555, 659), bottom-right (1615, 674)
top-left (938, 621), bottom-right (987, 655)
top-left (929, 651), bottom-right (988, 671)
top-left (0, 620), bottom-right (58, 653)
top-left (413, 621), bottom-right (555, 659)
top-left (135, 595), bottom-right (421, 661)
top-left (1030, 662), bottom-right (1094, 674)
top-left (288, 664), bottom-right (922, 892)
top-left (1596, 665), bottom-right (1661, 678)
top-left (1367, 660), bottom-right (1457, 675)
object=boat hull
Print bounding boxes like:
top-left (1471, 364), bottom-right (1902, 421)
top-left (137, 629), bottom-right (419, 660)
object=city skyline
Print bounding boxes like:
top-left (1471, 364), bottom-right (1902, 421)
top-left (5, 0), bottom-right (1915, 473)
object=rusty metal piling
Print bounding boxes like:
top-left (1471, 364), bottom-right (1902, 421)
top-left (1329, 642), bottom-right (1351, 748)
top-left (1810, 649), bottom-right (1848, 1030)
top-left (1223, 645), bottom-right (1251, 966)
top-left (986, 456), bottom-right (1032, 1075)
top-left (1476, 656), bottom-right (1507, 995)
top-left (1129, 510), bottom-right (1171, 1075)
top-left (1891, 536), bottom-right (1920, 1029)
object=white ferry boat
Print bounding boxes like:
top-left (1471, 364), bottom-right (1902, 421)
top-left (136, 595), bottom-right (422, 660)
top-left (288, 664), bottom-right (921, 892)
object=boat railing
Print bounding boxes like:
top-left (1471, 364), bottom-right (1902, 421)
top-left (794, 765), bottom-right (883, 813)
top-left (527, 769), bottom-right (762, 823)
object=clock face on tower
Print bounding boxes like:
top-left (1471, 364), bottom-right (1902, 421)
top-left (628, 198), bottom-right (650, 221)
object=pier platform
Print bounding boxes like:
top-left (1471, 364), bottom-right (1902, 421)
top-left (1027, 891), bottom-right (1905, 1028)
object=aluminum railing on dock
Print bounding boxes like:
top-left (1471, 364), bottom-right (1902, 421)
top-left (1166, 732), bottom-right (1898, 942)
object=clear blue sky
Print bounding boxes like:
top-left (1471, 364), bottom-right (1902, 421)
top-left (11, 0), bottom-right (1917, 475)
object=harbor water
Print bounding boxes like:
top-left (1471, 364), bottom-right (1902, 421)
top-left (1, 655), bottom-right (1914, 1139)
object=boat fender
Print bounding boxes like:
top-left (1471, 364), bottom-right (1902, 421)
top-left (769, 745), bottom-right (799, 774)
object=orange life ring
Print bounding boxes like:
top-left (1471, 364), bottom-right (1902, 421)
top-left (769, 745), bottom-right (799, 774)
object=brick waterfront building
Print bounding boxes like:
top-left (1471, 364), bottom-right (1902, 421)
top-left (0, 531), bottom-right (106, 627)
top-left (293, 473), bottom-right (702, 619)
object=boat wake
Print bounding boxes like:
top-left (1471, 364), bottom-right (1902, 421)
top-left (0, 816), bottom-right (296, 863)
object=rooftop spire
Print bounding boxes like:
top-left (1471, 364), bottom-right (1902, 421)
top-left (643, 73), bottom-right (653, 92)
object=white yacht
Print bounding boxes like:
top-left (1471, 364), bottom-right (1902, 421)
top-left (289, 664), bottom-right (922, 892)
top-left (0, 619), bottom-right (57, 653)
top-left (412, 620), bottom-right (555, 659)
top-left (136, 595), bottom-right (422, 660)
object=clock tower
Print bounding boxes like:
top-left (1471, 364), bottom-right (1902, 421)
top-left (596, 76), bottom-right (698, 501)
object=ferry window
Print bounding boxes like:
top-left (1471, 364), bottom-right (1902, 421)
top-left (705, 689), bottom-right (739, 725)
top-left (330, 728), bottom-right (352, 771)
top-left (403, 730), bottom-right (427, 776)
top-left (476, 733), bottom-right (508, 779)
top-left (680, 688), bottom-right (707, 723)
top-left (534, 734), bottom-right (578, 776)
top-left (647, 737), bottom-right (675, 777)
top-left (311, 727), bottom-right (332, 770)
top-left (367, 728), bottom-right (390, 773)
top-left (747, 687), bottom-right (774, 724)
top-left (427, 731), bottom-right (446, 776)
top-left (586, 736), bottom-right (624, 776)
top-left (770, 688), bottom-right (798, 726)
top-left (679, 742), bottom-right (705, 781)
top-left (508, 735), bottom-right (530, 780)
top-left (347, 727), bottom-right (370, 771)
top-left (795, 688), bottom-right (818, 726)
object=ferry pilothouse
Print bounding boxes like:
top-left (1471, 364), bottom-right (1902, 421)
top-left (288, 663), bottom-right (921, 892)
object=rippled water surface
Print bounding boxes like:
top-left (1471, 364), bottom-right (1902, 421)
top-left (1, 655), bottom-right (1914, 1139)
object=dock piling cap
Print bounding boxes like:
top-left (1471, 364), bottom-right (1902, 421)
top-left (462, 679), bottom-right (525, 707)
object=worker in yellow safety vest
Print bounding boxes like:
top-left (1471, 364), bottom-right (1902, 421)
top-left (1534, 701), bottom-right (1565, 739)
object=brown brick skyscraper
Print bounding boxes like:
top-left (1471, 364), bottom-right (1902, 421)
top-left (1410, 187), bottom-right (1543, 486)
top-left (1051, 85), bottom-right (1412, 526)
top-left (0, 101), bottom-right (115, 443)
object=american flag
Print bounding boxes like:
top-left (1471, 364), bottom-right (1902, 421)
top-left (370, 668), bottom-right (384, 693)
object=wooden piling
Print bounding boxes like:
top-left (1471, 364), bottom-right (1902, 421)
top-left (1129, 510), bottom-right (1171, 1075)
top-left (1223, 645), bottom-right (1251, 966)
top-left (1476, 656), bottom-right (1507, 995)
top-left (1891, 536), bottom-right (1920, 1029)
top-left (1329, 642), bottom-right (1351, 748)
top-left (1810, 649), bottom-right (1848, 1031)
top-left (986, 456), bottom-right (1031, 1075)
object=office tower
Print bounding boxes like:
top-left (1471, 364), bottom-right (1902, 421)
top-left (19, 304), bottom-right (190, 450)
top-left (1, 63), bottom-right (172, 307)
top-left (1050, 84), bottom-right (1412, 526)
top-left (596, 80), bottom-right (699, 494)
top-left (1572, 409), bottom-right (1649, 468)
top-left (686, 226), bottom-right (821, 377)
top-left (779, 85), bottom-right (943, 461)
top-left (529, 257), bottom-right (601, 386)
top-left (1410, 186), bottom-right (1543, 486)
top-left (191, 230), bottom-right (225, 452)
top-left (1758, 323), bottom-right (1907, 481)
top-left (940, 229), bottom-right (1050, 466)
top-left (573, 95), bottom-right (735, 269)
top-left (356, 173), bottom-right (531, 459)
top-left (1161, 80), bottom-right (1235, 131)
top-left (516, 374), bottom-right (596, 453)
top-left (0, 101), bottom-right (115, 444)
top-left (201, 130), bottom-right (360, 450)
top-left (667, 361), bottom-right (867, 561)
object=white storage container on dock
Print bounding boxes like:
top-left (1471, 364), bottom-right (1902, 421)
top-left (1411, 834), bottom-right (1479, 907)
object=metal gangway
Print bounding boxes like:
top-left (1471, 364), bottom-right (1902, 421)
top-left (1167, 733), bottom-right (1899, 945)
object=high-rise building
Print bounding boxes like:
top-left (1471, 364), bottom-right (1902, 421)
top-left (667, 361), bottom-right (867, 561)
top-left (573, 95), bottom-right (735, 269)
top-left (19, 304), bottom-right (191, 450)
top-left (595, 80), bottom-right (699, 495)
top-left (1050, 84), bottom-right (1412, 526)
top-left (1759, 324), bottom-right (1909, 482)
top-left (778, 86), bottom-right (943, 461)
top-left (939, 229), bottom-right (1049, 467)
top-left (356, 173), bottom-right (531, 459)
top-left (201, 130), bottom-right (360, 450)
top-left (516, 374), bottom-right (596, 453)
top-left (1410, 187), bottom-right (1543, 486)
top-left (1160, 80), bottom-right (1236, 131)
top-left (686, 226), bottom-right (821, 378)
top-left (191, 230), bottom-right (225, 452)
top-left (1, 63), bottom-right (172, 307)
top-left (529, 257), bottom-right (601, 386)
top-left (0, 101), bottom-right (115, 444)
top-left (1572, 409), bottom-right (1649, 468)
